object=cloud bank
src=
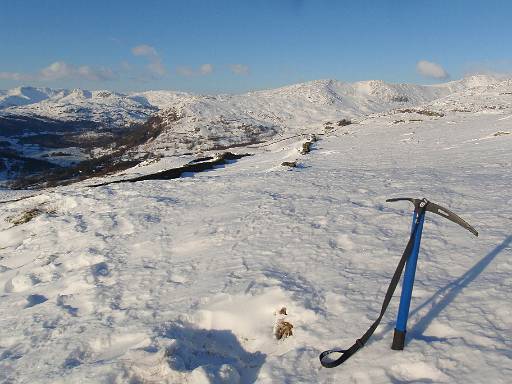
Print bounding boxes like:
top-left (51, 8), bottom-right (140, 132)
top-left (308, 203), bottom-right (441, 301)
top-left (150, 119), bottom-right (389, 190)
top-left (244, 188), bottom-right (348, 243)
top-left (0, 61), bottom-right (117, 82)
top-left (199, 63), bottom-right (213, 75)
top-left (131, 44), bottom-right (166, 77)
top-left (176, 64), bottom-right (214, 77)
top-left (416, 60), bottom-right (449, 79)
top-left (230, 64), bottom-right (250, 75)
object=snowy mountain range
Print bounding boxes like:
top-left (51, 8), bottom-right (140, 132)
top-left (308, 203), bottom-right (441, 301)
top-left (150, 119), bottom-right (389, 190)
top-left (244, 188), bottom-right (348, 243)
top-left (0, 87), bottom-right (191, 126)
top-left (0, 74), bottom-right (502, 126)
top-left (1, 74), bottom-right (511, 188)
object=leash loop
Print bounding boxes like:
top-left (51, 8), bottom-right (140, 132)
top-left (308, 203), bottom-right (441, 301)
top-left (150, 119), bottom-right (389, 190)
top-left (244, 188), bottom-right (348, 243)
top-left (319, 204), bottom-right (427, 368)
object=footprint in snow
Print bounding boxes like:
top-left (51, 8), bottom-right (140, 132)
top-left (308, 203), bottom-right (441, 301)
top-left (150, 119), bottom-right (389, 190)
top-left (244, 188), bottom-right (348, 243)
top-left (5, 273), bottom-right (40, 293)
top-left (91, 262), bottom-right (110, 278)
top-left (25, 294), bottom-right (48, 308)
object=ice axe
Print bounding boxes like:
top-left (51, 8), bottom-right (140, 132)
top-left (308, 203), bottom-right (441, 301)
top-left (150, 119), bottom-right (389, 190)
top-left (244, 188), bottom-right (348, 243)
top-left (320, 198), bottom-right (478, 368)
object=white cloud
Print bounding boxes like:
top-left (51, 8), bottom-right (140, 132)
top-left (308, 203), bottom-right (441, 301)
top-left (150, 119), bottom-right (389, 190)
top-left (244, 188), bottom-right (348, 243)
top-left (199, 63), bottom-right (213, 75)
top-left (131, 44), bottom-right (166, 77)
top-left (176, 66), bottom-right (195, 77)
top-left (0, 71), bottom-right (28, 81)
top-left (230, 64), bottom-right (250, 76)
top-left (148, 60), bottom-right (166, 76)
top-left (0, 61), bottom-right (117, 82)
top-left (76, 65), bottom-right (117, 81)
top-left (416, 60), bottom-right (449, 79)
top-left (38, 61), bottom-right (117, 81)
top-left (39, 61), bottom-right (72, 80)
top-left (132, 44), bottom-right (158, 57)
top-left (176, 64), bottom-right (214, 77)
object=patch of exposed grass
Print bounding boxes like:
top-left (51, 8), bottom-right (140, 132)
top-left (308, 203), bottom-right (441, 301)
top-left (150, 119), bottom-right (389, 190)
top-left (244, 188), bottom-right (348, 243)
top-left (337, 119), bottom-right (352, 126)
top-left (6, 207), bottom-right (53, 226)
top-left (397, 109), bottom-right (445, 117)
top-left (301, 141), bottom-right (312, 154)
top-left (274, 319), bottom-right (293, 340)
top-left (484, 105), bottom-right (505, 110)
top-left (90, 152), bottom-right (251, 187)
top-left (391, 95), bottom-right (409, 102)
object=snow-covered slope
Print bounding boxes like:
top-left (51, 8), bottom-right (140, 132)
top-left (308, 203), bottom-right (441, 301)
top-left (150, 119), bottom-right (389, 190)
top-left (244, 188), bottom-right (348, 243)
top-left (0, 87), bottom-right (192, 127)
top-left (3, 76), bottom-right (500, 186)
top-left (141, 75), bottom-right (507, 153)
top-left (0, 86), bottom-right (61, 108)
top-left (0, 76), bottom-right (511, 383)
top-left (0, 88), bottom-right (194, 184)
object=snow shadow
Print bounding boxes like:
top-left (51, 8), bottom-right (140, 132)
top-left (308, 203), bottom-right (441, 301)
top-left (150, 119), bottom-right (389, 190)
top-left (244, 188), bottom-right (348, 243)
top-left (162, 323), bottom-right (266, 383)
top-left (409, 235), bottom-right (512, 343)
top-left (262, 268), bottom-right (326, 316)
top-left (91, 152), bottom-right (250, 187)
top-left (25, 294), bottom-right (48, 308)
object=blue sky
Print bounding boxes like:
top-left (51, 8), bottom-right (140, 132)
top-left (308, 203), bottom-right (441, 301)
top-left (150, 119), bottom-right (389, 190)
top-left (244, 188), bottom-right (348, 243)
top-left (0, 0), bottom-right (510, 93)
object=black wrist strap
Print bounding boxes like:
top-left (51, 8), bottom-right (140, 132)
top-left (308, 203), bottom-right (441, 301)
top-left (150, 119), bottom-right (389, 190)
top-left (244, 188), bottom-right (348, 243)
top-left (319, 207), bottom-right (426, 368)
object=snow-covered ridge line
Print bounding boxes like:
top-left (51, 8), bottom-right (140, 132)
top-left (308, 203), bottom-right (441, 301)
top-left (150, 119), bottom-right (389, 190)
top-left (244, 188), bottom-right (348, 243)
top-left (141, 74), bottom-right (511, 154)
top-left (0, 74), bottom-right (506, 125)
top-left (0, 88), bottom-right (188, 127)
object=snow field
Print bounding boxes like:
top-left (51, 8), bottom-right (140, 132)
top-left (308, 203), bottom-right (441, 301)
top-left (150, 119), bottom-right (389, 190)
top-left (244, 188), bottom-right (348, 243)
top-left (0, 80), bottom-right (511, 383)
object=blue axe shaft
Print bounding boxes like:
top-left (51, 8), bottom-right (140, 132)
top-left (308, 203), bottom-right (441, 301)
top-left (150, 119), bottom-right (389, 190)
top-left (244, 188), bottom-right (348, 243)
top-left (392, 210), bottom-right (425, 350)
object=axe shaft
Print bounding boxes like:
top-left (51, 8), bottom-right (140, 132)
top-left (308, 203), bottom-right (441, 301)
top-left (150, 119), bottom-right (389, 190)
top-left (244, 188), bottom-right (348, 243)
top-left (392, 210), bottom-right (425, 350)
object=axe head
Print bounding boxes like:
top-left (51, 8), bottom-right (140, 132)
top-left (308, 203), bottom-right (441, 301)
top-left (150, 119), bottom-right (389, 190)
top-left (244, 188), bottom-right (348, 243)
top-left (386, 197), bottom-right (478, 237)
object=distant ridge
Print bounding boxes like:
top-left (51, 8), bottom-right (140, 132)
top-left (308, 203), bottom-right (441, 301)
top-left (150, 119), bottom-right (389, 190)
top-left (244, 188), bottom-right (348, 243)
top-left (0, 74), bottom-right (503, 122)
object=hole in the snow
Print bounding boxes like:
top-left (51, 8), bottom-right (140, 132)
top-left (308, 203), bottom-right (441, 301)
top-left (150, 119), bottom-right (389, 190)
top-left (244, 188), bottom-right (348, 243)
top-left (63, 357), bottom-right (82, 369)
top-left (91, 262), bottom-right (109, 277)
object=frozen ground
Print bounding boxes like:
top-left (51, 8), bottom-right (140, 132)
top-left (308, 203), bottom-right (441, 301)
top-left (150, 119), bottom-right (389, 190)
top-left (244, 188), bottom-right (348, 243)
top-left (1, 85), bottom-right (511, 383)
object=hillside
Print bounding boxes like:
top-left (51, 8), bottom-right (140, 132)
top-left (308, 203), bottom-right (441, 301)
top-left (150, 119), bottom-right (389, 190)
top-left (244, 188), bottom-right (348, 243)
top-left (2, 75), bottom-right (508, 189)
